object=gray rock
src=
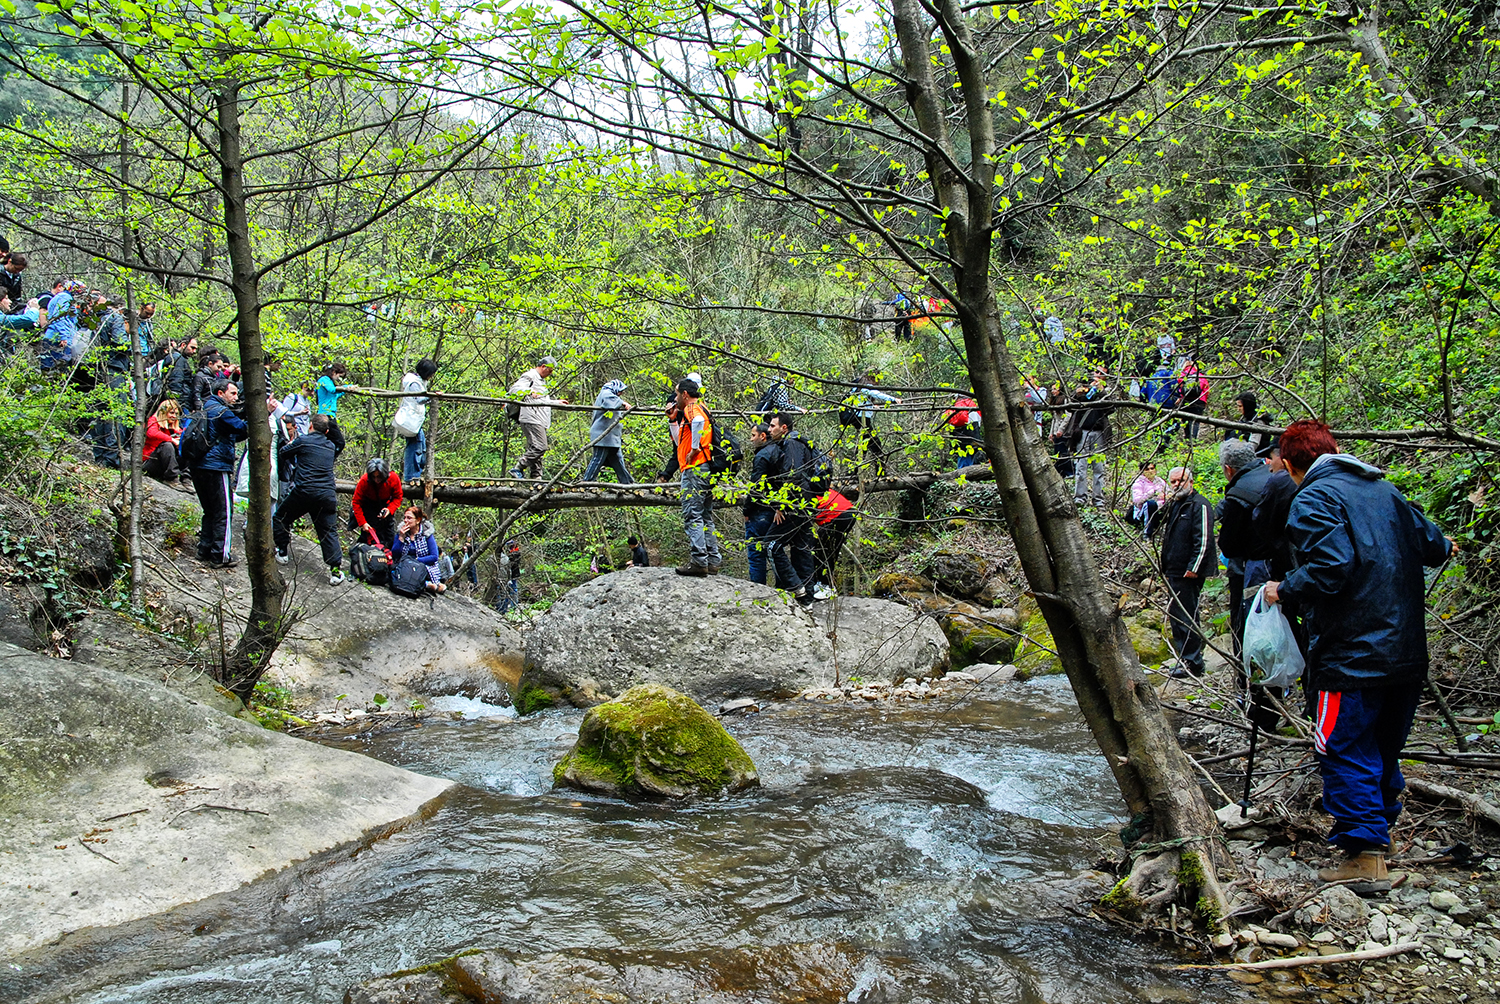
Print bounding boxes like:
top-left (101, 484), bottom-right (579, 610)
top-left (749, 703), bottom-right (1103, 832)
top-left (146, 533), bottom-right (525, 710)
top-left (1432, 890), bottom-right (1465, 912)
top-left (1369, 913), bottom-right (1390, 942)
top-left (71, 610), bottom-right (242, 715)
top-left (927, 549), bottom-right (1000, 598)
top-left (0, 643), bottom-right (453, 957)
top-left (344, 972), bottom-right (465, 1004)
top-left (1319, 884), bottom-right (1371, 926)
top-left (520, 569), bottom-right (947, 708)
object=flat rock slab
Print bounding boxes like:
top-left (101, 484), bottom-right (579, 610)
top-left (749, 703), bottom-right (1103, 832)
top-left (520, 568), bottom-right (949, 707)
top-left (0, 643), bottom-right (454, 957)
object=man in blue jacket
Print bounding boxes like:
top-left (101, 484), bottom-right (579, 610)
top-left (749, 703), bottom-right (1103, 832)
top-left (190, 378), bottom-right (250, 567)
top-left (1265, 420), bottom-right (1455, 891)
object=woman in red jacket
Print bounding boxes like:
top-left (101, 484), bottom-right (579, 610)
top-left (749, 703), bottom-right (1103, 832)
top-left (350, 457), bottom-right (403, 547)
top-left (142, 400), bottom-right (190, 488)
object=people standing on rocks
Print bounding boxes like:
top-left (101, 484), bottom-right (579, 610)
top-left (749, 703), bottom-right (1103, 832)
top-left (274, 413), bottom-right (348, 585)
top-left (496, 539), bottom-right (522, 612)
top-left (1152, 466), bottom-right (1216, 679)
top-left (672, 376), bottom-right (723, 576)
top-left (164, 336), bottom-right (197, 402)
top-left (742, 422), bottom-right (778, 586)
top-left (1262, 420), bottom-right (1455, 890)
top-left (38, 278), bottom-right (83, 370)
top-left (391, 505), bottom-right (445, 593)
top-left (811, 486), bottom-right (856, 599)
top-left (396, 357), bottom-right (438, 483)
top-left (582, 379), bottom-right (634, 483)
top-left (507, 355), bottom-right (566, 480)
top-left (279, 381), bottom-right (313, 438)
top-left (1130, 461), bottom-right (1166, 537)
top-left (945, 395), bottom-right (984, 469)
top-left (767, 413), bottom-right (815, 605)
top-left (351, 457), bottom-right (402, 548)
top-left (627, 535), bottom-right (649, 568)
top-left (142, 399), bottom-right (189, 487)
top-left (190, 378), bottom-right (249, 568)
top-left (315, 361), bottom-right (348, 416)
top-left (1216, 438), bottom-right (1273, 660)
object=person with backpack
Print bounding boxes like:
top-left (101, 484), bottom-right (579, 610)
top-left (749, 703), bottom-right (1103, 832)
top-left (754, 378), bottom-right (802, 418)
top-left (350, 456), bottom-right (402, 548)
top-left (945, 395), bottom-right (984, 469)
top-left (582, 378), bottom-right (634, 483)
top-left (395, 357), bottom-right (438, 483)
top-left (273, 413), bottom-right (347, 585)
top-left (767, 412), bottom-right (818, 603)
top-left (741, 423), bottom-right (779, 587)
top-left (185, 378), bottom-right (249, 568)
top-left (672, 376), bottom-right (723, 576)
top-left (390, 505), bottom-right (445, 594)
top-left (810, 487), bottom-right (856, 600)
top-left (1069, 378), bottom-right (1113, 507)
top-left (1177, 361), bottom-right (1209, 440)
top-left (507, 355), bottom-right (565, 480)
top-left (185, 348), bottom-right (228, 415)
top-left (279, 381), bottom-right (313, 438)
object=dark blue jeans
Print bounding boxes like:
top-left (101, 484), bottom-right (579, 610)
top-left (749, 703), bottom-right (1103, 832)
top-left (767, 515), bottom-right (810, 591)
top-left (1314, 684), bottom-right (1421, 852)
top-left (745, 510), bottom-right (773, 585)
top-left (90, 372), bottom-right (130, 468)
top-left (583, 446), bottom-right (633, 483)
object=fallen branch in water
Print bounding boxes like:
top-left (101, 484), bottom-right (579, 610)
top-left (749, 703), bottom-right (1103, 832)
top-left (1406, 778), bottom-right (1500, 828)
top-left (1178, 941), bottom-right (1424, 970)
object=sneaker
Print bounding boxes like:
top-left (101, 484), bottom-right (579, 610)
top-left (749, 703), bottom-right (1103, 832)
top-left (1317, 850), bottom-right (1391, 895)
top-left (211, 556), bottom-right (238, 569)
top-left (1169, 664), bottom-right (1205, 680)
top-left (508, 468), bottom-right (525, 480)
top-left (675, 562), bottom-right (710, 577)
top-left (329, 568), bottom-right (346, 586)
top-left (812, 584), bottom-right (835, 601)
top-left (275, 550), bottom-right (290, 565)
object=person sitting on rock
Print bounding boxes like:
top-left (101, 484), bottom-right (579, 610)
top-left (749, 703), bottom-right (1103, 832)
top-left (391, 505), bottom-right (445, 593)
top-left (350, 456), bottom-right (402, 548)
top-left (142, 399), bottom-right (190, 488)
top-left (627, 535), bottom-right (649, 568)
top-left (274, 413), bottom-right (347, 585)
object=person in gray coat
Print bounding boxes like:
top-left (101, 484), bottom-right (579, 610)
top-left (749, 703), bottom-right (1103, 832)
top-left (582, 379), bottom-right (634, 483)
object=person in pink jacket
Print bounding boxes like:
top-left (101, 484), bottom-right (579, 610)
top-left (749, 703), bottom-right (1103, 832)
top-left (1130, 460), bottom-right (1167, 537)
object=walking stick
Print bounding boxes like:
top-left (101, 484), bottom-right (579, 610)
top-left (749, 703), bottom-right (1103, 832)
top-left (1240, 711), bottom-right (1260, 812)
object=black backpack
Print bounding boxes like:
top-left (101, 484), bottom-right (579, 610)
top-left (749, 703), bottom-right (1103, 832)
top-left (780, 436), bottom-right (835, 500)
top-left (179, 409), bottom-right (213, 467)
top-left (388, 556), bottom-right (428, 597)
top-left (838, 393), bottom-right (863, 429)
top-left (701, 407), bottom-right (743, 475)
top-left (350, 543), bottom-right (391, 586)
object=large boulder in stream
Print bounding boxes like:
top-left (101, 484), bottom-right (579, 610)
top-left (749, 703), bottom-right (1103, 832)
top-left (0, 642), bottom-right (454, 958)
top-left (553, 684), bottom-right (758, 798)
top-left (141, 481), bottom-right (524, 708)
top-left (518, 567), bottom-right (948, 709)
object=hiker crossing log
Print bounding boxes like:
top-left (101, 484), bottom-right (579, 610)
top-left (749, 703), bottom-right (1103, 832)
top-left (332, 468), bottom-right (994, 512)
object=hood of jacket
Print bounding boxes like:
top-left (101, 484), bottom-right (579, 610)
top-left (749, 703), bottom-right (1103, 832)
top-left (1302, 452), bottom-right (1384, 486)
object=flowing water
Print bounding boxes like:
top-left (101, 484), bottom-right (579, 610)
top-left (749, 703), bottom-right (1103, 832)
top-left (14, 678), bottom-right (1253, 1004)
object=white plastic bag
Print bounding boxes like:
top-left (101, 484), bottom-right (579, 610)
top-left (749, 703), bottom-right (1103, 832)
top-left (1242, 585), bottom-right (1305, 688)
top-left (392, 399), bottom-right (423, 438)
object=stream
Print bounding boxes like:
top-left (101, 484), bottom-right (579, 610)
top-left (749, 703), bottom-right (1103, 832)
top-left (26, 678), bottom-right (1253, 1003)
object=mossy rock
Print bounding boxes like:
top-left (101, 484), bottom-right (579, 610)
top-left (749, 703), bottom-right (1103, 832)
top-left (927, 549), bottom-right (997, 599)
top-left (552, 684), bottom-right (759, 799)
top-left (1012, 596), bottom-right (1062, 676)
top-left (870, 571), bottom-right (934, 597)
top-left (1125, 607), bottom-right (1173, 667)
top-left (1012, 597), bottom-right (1176, 674)
top-left (941, 617), bottom-right (1018, 667)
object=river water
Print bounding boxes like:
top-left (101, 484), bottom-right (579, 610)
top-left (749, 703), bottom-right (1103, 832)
top-left (26, 679), bottom-right (1252, 1004)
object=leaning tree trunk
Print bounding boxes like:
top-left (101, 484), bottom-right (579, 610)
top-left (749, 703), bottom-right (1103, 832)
top-left (890, 0), bottom-right (1231, 926)
top-left (215, 82), bottom-right (292, 705)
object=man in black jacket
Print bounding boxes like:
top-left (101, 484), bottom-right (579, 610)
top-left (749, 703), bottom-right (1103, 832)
top-left (1217, 438), bottom-right (1273, 657)
top-left (273, 413), bottom-right (347, 585)
top-left (165, 337), bottom-right (198, 401)
top-left (1153, 466), bottom-right (1217, 678)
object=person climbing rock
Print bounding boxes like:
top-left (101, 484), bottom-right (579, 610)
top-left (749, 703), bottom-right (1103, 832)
top-left (274, 413), bottom-right (347, 585)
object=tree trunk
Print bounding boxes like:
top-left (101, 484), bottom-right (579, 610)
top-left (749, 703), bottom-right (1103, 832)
top-left (215, 82), bottom-right (291, 705)
top-left (121, 81), bottom-right (146, 609)
top-left (890, 0), bottom-right (1231, 924)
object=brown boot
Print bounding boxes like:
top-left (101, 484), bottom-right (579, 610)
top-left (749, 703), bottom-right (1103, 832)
top-left (1317, 850), bottom-right (1391, 895)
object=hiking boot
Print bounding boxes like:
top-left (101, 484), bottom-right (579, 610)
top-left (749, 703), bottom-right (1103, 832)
top-left (1169, 664), bottom-right (1205, 680)
top-left (210, 556), bottom-right (238, 569)
top-left (275, 549), bottom-right (290, 565)
top-left (508, 468), bottom-right (525, 480)
top-left (1317, 850), bottom-right (1391, 894)
top-left (707, 561), bottom-right (723, 574)
top-left (329, 568), bottom-right (346, 586)
top-left (675, 562), bottom-right (709, 577)
top-left (794, 587), bottom-right (815, 608)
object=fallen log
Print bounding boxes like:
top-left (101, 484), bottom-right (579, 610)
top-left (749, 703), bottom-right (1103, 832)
top-left (1178, 941), bottom-right (1423, 971)
top-left (1405, 778), bottom-right (1500, 828)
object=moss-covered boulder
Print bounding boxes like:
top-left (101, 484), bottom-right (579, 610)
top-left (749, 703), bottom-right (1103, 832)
top-left (938, 605), bottom-right (1020, 667)
top-left (552, 684), bottom-right (759, 799)
top-left (927, 549), bottom-right (1001, 599)
top-left (870, 571), bottom-right (934, 597)
top-left (1126, 607), bottom-right (1173, 667)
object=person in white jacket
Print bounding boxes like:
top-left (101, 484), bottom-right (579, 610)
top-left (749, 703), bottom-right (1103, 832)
top-left (508, 355), bottom-right (567, 478)
top-left (396, 358), bottom-right (438, 482)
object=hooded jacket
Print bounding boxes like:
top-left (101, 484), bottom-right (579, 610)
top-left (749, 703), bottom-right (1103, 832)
top-left (196, 394), bottom-right (249, 473)
top-left (1279, 454), bottom-right (1450, 690)
top-left (1156, 489), bottom-right (1217, 578)
top-left (588, 384), bottom-right (628, 448)
top-left (277, 420), bottom-right (346, 497)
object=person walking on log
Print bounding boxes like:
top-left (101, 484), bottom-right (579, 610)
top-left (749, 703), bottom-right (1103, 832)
top-left (672, 377), bottom-right (722, 576)
top-left (509, 355), bottom-right (566, 480)
top-left (1151, 466), bottom-right (1216, 679)
top-left (1263, 420), bottom-right (1456, 892)
top-left (582, 378), bottom-right (634, 483)
top-left (274, 413), bottom-right (348, 585)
